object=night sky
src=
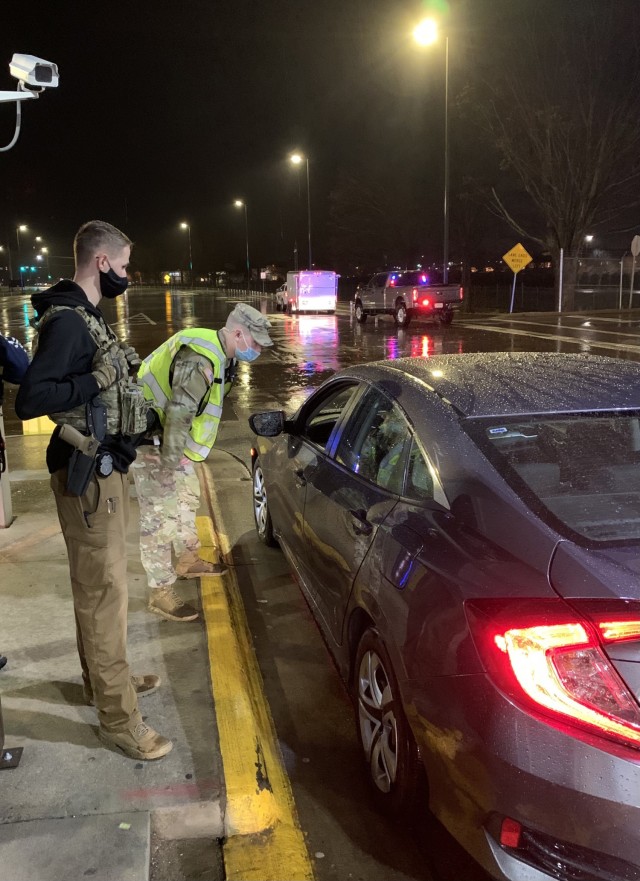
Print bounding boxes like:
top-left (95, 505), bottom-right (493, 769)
top-left (1, 1), bottom-right (638, 278)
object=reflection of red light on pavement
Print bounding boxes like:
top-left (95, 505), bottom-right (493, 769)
top-left (386, 336), bottom-right (399, 360)
top-left (410, 336), bottom-right (433, 358)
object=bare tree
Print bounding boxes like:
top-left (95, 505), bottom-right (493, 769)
top-left (467, 0), bottom-right (640, 309)
top-left (328, 170), bottom-right (425, 273)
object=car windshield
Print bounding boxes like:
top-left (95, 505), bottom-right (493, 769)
top-left (466, 412), bottom-right (640, 544)
top-left (389, 270), bottom-right (444, 287)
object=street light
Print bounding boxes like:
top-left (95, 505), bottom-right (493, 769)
top-left (234, 200), bottom-right (250, 295)
top-left (40, 245), bottom-right (50, 278)
top-left (413, 18), bottom-right (450, 284)
top-left (179, 222), bottom-right (193, 285)
top-left (16, 224), bottom-right (27, 290)
top-left (289, 152), bottom-right (312, 269)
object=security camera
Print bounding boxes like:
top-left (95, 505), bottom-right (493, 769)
top-left (9, 54), bottom-right (59, 89)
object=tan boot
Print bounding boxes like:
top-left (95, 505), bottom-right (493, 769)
top-left (84, 673), bottom-right (161, 706)
top-left (148, 586), bottom-right (199, 622)
top-left (176, 559), bottom-right (228, 579)
top-left (99, 721), bottom-right (173, 761)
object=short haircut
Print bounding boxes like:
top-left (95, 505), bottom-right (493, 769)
top-left (74, 220), bottom-right (132, 268)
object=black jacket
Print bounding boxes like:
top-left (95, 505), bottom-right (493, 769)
top-left (15, 280), bottom-right (137, 474)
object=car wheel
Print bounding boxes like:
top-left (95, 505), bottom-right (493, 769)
top-left (394, 303), bottom-right (411, 328)
top-left (252, 458), bottom-right (277, 547)
top-left (275, 301), bottom-right (282, 312)
top-left (354, 628), bottom-right (422, 816)
top-left (439, 311), bottom-right (453, 326)
top-left (355, 302), bottom-right (367, 324)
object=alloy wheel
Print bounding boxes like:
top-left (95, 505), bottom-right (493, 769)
top-left (357, 649), bottom-right (398, 793)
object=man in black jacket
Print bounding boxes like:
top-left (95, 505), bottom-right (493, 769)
top-left (16, 220), bottom-right (171, 761)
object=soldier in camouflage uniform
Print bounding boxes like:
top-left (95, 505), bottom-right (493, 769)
top-left (135, 303), bottom-right (273, 621)
top-left (16, 221), bottom-right (172, 762)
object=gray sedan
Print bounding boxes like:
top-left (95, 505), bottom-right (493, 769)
top-left (249, 352), bottom-right (640, 881)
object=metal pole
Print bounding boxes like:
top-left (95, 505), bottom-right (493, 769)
top-left (619, 258), bottom-right (624, 311)
top-left (629, 255), bottom-right (636, 309)
top-left (16, 228), bottom-right (23, 291)
top-left (443, 36), bottom-right (450, 285)
top-left (0, 407), bottom-right (13, 528)
top-left (244, 203), bottom-right (250, 296)
top-left (558, 247), bottom-right (564, 312)
top-left (5, 244), bottom-right (13, 284)
top-left (305, 158), bottom-right (312, 269)
top-left (188, 226), bottom-right (193, 285)
top-left (509, 272), bottom-right (517, 313)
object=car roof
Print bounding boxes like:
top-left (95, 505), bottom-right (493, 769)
top-left (356, 352), bottom-right (640, 418)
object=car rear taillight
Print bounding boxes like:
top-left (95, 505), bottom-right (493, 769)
top-left (412, 287), bottom-right (418, 301)
top-left (466, 598), bottom-right (640, 750)
top-left (459, 287), bottom-right (464, 300)
top-left (421, 298), bottom-right (430, 307)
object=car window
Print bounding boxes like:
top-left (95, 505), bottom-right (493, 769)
top-left (467, 412), bottom-right (640, 544)
top-left (336, 391), bottom-right (410, 493)
top-left (405, 437), bottom-right (434, 501)
top-left (374, 274), bottom-right (387, 288)
top-left (300, 383), bottom-right (360, 451)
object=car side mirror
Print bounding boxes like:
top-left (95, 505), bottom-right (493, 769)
top-left (248, 410), bottom-right (286, 437)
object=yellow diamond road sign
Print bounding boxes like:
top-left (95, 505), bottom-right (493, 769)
top-left (503, 243), bottom-right (533, 274)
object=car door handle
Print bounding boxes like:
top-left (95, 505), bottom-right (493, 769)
top-left (294, 468), bottom-right (307, 488)
top-left (349, 508), bottom-right (373, 536)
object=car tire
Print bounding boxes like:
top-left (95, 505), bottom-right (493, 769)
top-left (275, 301), bottom-right (282, 312)
top-left (394, 302), bottom-right (411, 328)
top-left (355, 302), bottom-right (367, 324)
top-left (438, 311), bottom-right (454, 326)
top-left (252, 458), bottom-right (277, 547)
top-left (354, 628), bottom-right (422, 817)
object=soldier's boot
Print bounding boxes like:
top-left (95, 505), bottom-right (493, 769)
top-left (148, 585), bottom-right (199, 622)
top-left (84, 673), bottom-right (161, 706)
top-left (175, 550), bottom-right (228, 579)
top-left (99, 721), bottom-right (173, 761)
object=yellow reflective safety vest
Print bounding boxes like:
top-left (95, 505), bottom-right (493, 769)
top-left (138, 328), bottom-right (227, 462)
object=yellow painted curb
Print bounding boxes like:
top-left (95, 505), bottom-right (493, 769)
top-left (197, 467), bottom-right (314, 881)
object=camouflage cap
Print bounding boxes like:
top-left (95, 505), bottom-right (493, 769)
top-left (229, 303), bottom-right (273, 347)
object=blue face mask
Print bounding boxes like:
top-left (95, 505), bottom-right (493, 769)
top-left (236, 331), bottom-right (260, 362)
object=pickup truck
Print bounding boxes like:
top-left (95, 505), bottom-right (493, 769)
top-left (354, 270), bottom-right (463, 327)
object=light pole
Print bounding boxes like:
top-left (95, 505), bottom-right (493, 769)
top-left (290, 152), bottom-right (312, 269)
top-left (40, 246), bottom-right (50, 278)
top-left (413, 19), bottom-right (450, 284)
top-left (234, 200), bottom-right (250, 295)
top-left (16, 224), bottom-right (27, 290)
top-left (180, 221), bottom-right (193, 285)
top-left (0, 245), bottom-right (12, 287)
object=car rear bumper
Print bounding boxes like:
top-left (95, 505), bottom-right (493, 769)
top-left (412, 301), bottom-right (462, 314)
top-left (410, 674), bottom-right (640, 880)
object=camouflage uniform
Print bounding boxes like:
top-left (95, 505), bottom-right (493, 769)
top-left (132, 343), bottom-right (226, 619)
top-left (132, 446), bottom-right (201, 589)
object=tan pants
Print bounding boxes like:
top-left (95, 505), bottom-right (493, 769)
top-left (51, 468), bottom-right (141, 734)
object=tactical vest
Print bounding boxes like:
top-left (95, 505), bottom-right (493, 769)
top-left (33, 305), bottom-right (149, 436)
top-left (138, 328), bottom-right (227, 462)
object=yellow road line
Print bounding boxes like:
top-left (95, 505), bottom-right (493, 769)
top-left (197, 468), bottom-right (314, 881)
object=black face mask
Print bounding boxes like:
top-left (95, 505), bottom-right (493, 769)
top-left (99, 267), bottom-right (129, 299)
